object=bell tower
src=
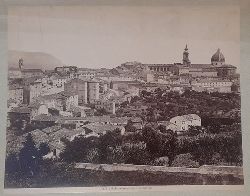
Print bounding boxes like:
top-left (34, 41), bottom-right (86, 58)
top-left (183, 44), bottom-right (191, 66)
top-left (18, 58), bottom-right (24, 70)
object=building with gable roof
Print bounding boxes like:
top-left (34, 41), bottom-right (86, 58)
top-left (169, 114), bottom-right (201, 132)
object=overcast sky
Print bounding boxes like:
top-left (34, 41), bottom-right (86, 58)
top-left (8, 5), bottom-right (240, 69)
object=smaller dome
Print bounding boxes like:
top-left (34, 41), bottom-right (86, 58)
top-left (211, 48), bottom-right (225, 62)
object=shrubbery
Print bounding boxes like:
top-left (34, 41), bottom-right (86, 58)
top-left (172, 153), bottom-right (199, 168)
top-left (177, 131), bottom-right (242, 166)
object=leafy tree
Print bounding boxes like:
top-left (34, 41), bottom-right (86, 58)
top-left (122, 142), bottom-right (152, 165)
top-left (142, 126), bottom-right (178, 165)
top-left (163, 130), bottom-right (178, 166)
top-left (124, 120), bottom-right (137, 132)
top-left (18, 133), bottom-right (42, 176)
top-left (5, 153), bottom-right (20, 174)
top-left (187, 126), bottom-right (202, 136)
top-left (38, 143), bottom-right (50, 157)
top-left (142, 126), bottom-right (162, 157)
top-left (218, 131), bottom-right (242, 165)
top-left (120, 101), bottom-right (129, 108)
top-left (60, 135), bottom-right (100, 163)
top-left (98, 129), bottom-right (123, 163)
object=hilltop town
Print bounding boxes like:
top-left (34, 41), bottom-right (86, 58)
top-left (5, 46), bottom-right (242, 187)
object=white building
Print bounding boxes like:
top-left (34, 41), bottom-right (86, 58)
top-left (77, 68), bottom-right (96, 79)
top-left (142, 71), bottom-right (154, 82)
top-left (29, 103), bottom-right (49, 119)
top-left (50, 75), bottom-right (68, 88)
top-left (8, 67), bottom-right (22, 79)
top-left (191, 79), bottom-right (232, 93)
top-left (169, 114), bottom-right (201, 132)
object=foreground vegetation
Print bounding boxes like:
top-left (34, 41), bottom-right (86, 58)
top-left (5, 90), bottom-right (243, 187)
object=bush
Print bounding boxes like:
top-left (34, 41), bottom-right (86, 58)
top-left (210, 153), bottom-right (228, 165)
top-left (85, 148), bottom-right (100, 163)
top-left (106, 142), bottom-right (152, 165)
top-left (122, 142), bottom-right (152, 165)
top-left (153, 156), bottom-right (169, 166)
top-left (177, 131), bottom-right (243, 166)
top-left (106, 146), bottom-right (126, 164)
top-left (172, 153), bottom-right (199, 168)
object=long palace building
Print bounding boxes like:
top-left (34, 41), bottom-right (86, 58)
top-left (145, 45), bottom-right (237, 78)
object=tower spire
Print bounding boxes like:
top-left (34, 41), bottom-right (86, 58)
top-left (183, 44), bottom-right (191, 66)
top-left (19, 58), bottom-right (24, 70)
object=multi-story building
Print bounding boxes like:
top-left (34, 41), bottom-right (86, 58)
top-left (64, 78), bottom-right (88, 105)
top-left (8, 85), bottom-right (23, 104)
top-left (191, 79), bottom-right (232, 93)
top-left (50, 75), bottom-right (68, 88)
top-left (38, 91), bottom-right (78, 111)
top-left (23, 79), bottom-right (43, 104)
top-left (54, 66), bottom-right (77, 74)
top-left (21, 69), bottom-right (44, 78)
top-left (8, 67), bottom-right (22, 79)
top-left (8, 106), bottom-right (32, 130)
top-left (64, 78), bottom-right (102, 104)
top-left (64, 91), bottom-right (79, 111)
top-left (99, 81), bottom-right (109, 94)
top-left (77, 68), bottom-right (96, 79)
top-left (94, 100), bottom-right (116, 114)
top-left (88, 81), bottom-right (100, 103)
top-left (146, 64), bottom-right (174, 72)
top-left (142, 71), bottom-right (155, 82)
top-left (187, 64), bottom-right (218, 77)
top-left (110, 80), bottom-right (141, 91)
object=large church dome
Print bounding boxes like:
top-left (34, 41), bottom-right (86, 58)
top-left (211, 48), bottom-right (225, 63)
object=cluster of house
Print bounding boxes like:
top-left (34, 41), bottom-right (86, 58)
top-left (8, 62), bottom-right (121, 118)
top-left (6, 46), bottom-right (239, 155)
top-left (6, 113), bottom-right (143, 158)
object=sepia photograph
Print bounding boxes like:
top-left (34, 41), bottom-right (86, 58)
top-left (4, 2), bottom-right (244, 189)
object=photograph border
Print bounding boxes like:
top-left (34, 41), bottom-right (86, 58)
top-left (1, 0), bottom-right (250, 195)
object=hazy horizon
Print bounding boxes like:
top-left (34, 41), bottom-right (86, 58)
top-left (8, 5), bottom-right (240, 69)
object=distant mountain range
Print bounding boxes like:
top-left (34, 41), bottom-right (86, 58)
top-left (8, 50), bottom-right (64, 70)
top-left (8, 51), bottom-right (147, 77)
